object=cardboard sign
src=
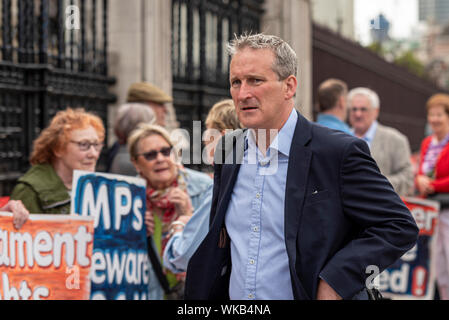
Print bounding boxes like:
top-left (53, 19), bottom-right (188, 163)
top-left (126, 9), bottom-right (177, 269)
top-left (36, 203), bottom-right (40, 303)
top-left (377, 197), bottom-right (439, 300)
top-left (71, 171), bottom-right (150, 300)
top-left (0, 212), bottom-right (94, 300)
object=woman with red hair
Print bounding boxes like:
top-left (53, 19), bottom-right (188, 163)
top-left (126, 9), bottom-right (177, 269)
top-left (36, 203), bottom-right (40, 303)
top-left (11, 108), bottom-right (105, 214)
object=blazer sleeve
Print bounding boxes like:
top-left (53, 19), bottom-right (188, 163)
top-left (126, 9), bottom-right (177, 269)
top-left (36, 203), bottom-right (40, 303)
top-left (319, 138), bottom-right (419, 299)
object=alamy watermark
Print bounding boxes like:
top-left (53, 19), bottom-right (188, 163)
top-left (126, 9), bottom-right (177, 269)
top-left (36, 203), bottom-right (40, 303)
top-left (66, 266), bottom-right (80, 290)
top-left (65, 5), bottom-right (80, 30)
top-left (171, 122), bottom-right (279, 175)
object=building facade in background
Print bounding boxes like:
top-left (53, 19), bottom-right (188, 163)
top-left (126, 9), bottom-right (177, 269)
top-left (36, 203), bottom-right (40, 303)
top-left (419, 0), bottom-right (449, 26)
top-left (108, 0), bottom-right (313, 146)
top-left (0, 0), bottom-right (115, 195)
top-left (417, 0), bottom-right (449, 88)
top-left (311, 0), bottom-right (354, 40)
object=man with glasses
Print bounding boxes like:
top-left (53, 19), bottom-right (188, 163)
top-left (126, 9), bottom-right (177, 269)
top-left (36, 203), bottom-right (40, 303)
top-left (348, 87), bottom-right (414, 196)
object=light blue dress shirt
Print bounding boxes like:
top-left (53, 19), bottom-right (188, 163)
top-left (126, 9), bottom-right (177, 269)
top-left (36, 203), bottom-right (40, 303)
top-left (225, 108), bottom-right (297, 300)
top-left (316, 113), bottom-right (352, 134)
top-left (352, 120), bottom-right (378, 148)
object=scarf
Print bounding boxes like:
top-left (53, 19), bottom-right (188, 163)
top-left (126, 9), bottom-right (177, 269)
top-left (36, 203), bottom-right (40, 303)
top-left (146, 165), bottom-right (188, 252)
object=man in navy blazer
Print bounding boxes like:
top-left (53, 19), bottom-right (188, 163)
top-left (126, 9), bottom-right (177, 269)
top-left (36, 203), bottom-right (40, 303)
top-left (184, 33), bottom-right (419, 300)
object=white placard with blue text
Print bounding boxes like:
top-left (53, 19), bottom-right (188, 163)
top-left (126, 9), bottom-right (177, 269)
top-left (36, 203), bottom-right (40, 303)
top-left (71, 170), bottom-right (149, 300)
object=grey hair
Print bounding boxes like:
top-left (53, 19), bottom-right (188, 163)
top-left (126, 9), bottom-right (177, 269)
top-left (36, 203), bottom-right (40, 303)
top-left (227, 33), bottom-right (298, 79)
top-left (347, 87), bottom-right (380, 109)
top-left (113, 103), bottom-right (156, 144)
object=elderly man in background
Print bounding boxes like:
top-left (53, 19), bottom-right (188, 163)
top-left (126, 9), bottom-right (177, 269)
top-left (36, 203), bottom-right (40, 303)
top-left (109, 103), bottom-right (156, 176)
top-left (316, 78), bottom-right (351, 134)
top-left (348, 87), bottom-right (414, 196)
top-left (126, 82), bottom-right (173, 127)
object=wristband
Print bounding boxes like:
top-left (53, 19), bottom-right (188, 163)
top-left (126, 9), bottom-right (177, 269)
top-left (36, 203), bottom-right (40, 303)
top-left (171, 221), bottom-right (186, 228)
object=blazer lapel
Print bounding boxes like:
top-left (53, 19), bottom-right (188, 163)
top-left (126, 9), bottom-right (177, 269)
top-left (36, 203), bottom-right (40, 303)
top-left (285, 111), bottom-right (312, 299)
top-left (211, 130), bottom-right (246, 230)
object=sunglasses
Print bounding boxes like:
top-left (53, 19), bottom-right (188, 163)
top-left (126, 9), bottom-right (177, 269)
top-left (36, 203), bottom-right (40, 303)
top-left (138, 146), bottom-right (172, 161)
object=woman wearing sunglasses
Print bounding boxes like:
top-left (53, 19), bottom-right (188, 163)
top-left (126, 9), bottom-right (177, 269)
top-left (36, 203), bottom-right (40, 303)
top-left (10, 108), bottom-right (104, 214)
top-left (128, 123), bottom-right (213, 299)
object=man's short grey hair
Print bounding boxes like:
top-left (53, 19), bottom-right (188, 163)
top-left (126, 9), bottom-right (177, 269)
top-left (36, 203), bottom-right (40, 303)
top-left (227, 33), bottom-right (298, 79)
top-left (114, 103), bottom-right (156, 144)
top-left (347, 87), bottom-right (380, 109)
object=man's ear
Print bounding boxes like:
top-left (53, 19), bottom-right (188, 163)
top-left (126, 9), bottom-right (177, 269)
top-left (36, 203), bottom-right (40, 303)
top-left (337, 96), bottom-right (345, 110)
top-left (374, 107), bottom-right (380, 120)
top-left (284, 75), bottom-right (297, 100)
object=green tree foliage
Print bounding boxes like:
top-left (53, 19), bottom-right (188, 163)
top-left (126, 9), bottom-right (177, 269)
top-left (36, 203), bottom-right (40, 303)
top-left (366, 42), bottom-right (427, 79)
top-left (366, 42), bottom-right (386, 56)
top-left (393, 50), bottom-right (426, 78)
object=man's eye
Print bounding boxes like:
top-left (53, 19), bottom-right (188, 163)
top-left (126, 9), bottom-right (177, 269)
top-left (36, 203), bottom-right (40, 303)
top-left (249, 78), bottom-right (262, 84)
top-left (231, 80), bottom-right (241, 87)
top-left (80, 142), bottom-right (90, 148)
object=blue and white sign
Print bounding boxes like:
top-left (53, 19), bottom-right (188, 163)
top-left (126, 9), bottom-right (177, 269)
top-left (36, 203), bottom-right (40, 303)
top-left (71, 170), bottom-right (150, 300)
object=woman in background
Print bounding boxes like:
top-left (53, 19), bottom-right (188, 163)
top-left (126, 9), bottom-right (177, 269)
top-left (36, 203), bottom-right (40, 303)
top-left (11, 108), bottom-right (104, 214)
top-left (416, 93), bottom-right (449, 299)
top-left (128, 123), bottom-right (213, 299)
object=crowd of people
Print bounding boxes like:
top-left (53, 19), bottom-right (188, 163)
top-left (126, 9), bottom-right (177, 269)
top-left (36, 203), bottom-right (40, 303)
top-left (4, 32), bottom-right (449, 301)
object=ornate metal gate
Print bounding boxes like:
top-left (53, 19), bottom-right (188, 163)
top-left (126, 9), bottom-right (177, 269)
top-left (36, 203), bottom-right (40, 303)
top-left (0, 0), bottom-right (115, 196)
top-left (171, 0), bottom-right (264, 169)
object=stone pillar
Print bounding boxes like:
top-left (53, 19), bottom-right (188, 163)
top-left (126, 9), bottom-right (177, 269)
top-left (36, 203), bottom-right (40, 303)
top-left (261, 0), bottom-right (313, 120)
top-left (108, 0), bottom-right (176, 146)
top-left (142, 0), bottom-right (178, 130)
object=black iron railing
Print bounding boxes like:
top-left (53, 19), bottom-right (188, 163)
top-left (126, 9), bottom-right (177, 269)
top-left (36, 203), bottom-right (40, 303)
top-left (0, 0), bottom-right (115, 196)
top-left (171, 0), bottom-right (264, 170)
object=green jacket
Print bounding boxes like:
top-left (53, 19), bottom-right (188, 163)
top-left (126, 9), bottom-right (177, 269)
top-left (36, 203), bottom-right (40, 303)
top-left (10, 164), bottom-right (71, 214)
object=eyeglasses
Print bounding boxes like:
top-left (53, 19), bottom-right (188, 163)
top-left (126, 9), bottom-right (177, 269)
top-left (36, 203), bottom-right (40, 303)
top-left (138, 146), bottom-right (172, 161)
top-left (349, 107), bottom-right (371, 113)
top-left (70, 140), bottom-right (104, 151)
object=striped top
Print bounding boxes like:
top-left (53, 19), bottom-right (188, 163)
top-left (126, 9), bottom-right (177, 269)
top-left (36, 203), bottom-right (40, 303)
top-left (422, 133), bottom-right (449, 177)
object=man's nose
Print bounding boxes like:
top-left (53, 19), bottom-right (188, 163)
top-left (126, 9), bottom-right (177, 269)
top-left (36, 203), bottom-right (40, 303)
top-left (237, 82), bottom-right (252, 101)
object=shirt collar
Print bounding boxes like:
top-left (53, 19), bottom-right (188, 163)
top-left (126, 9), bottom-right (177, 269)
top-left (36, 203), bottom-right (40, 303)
top-left (246, 108), bottom-right (297, 158)
top-left (363, 120), bottom-right (378, 143)
top-left (317, 113), bottom-right (340, 123)
top-left (352, 120), bottom-right (378, 143)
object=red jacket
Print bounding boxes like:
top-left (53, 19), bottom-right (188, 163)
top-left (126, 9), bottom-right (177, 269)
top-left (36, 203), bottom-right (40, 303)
top-left (418, 135), bottom-right (449, 192)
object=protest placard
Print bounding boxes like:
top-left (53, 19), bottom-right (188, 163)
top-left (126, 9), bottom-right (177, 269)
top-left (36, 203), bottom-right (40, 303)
top-left (376, 197), bottom-right (439, 300)
top-left (0, 212), bottom-right (94, 300)
top-left (71, 171), bottom-right (150, 300)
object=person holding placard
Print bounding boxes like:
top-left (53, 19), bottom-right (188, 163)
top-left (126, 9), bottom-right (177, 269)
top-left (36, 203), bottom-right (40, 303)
top-left (416, 93), bottom-right (449, 300)
top-left (128, 123), bottom-right (213, 299)
top-left (10, 108), bottom-right (105, 214)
